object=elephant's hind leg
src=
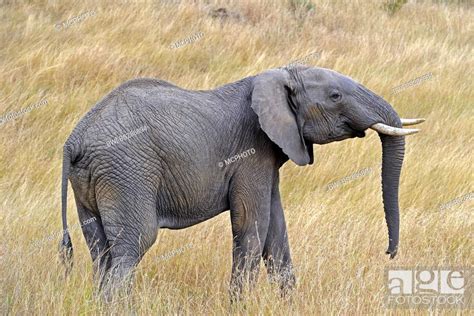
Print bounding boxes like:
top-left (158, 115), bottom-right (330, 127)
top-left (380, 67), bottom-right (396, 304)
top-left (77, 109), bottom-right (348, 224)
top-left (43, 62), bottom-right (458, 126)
top-left (98, 191), bottom-right (158, 301)
top-left (75, 200), bottom-right (111, 291)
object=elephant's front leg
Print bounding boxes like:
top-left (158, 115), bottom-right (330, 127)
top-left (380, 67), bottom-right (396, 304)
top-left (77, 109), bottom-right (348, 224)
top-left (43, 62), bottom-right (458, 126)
top-left (228, 174), bottom-right (272, 302)
top-left (262, 176), bottom-right (296, 295)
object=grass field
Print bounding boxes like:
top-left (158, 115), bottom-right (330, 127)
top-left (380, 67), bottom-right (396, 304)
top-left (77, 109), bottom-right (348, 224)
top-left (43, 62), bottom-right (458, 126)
top-left (0, 0), bottom-right (472, 314)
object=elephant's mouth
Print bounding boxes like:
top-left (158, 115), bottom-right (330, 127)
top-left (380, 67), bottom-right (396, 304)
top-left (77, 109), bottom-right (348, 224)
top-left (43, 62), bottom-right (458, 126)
top-left (316, 122), bottom-right (366, 143)
top-left (353, 130), bottom-right (366, 138)
top-left (344, 122), bottom-right (366, 138)
top-left (325, 125), bottom-right (365, 142)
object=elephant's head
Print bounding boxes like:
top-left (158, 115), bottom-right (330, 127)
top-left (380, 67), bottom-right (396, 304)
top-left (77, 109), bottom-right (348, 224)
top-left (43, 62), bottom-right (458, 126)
top-left (251, 66), bottom-right (424, 258)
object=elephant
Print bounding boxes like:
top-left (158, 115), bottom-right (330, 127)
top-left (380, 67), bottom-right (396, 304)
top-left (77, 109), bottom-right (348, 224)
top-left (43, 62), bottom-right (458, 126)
top-left (58, 65), bottom-right (424, 300)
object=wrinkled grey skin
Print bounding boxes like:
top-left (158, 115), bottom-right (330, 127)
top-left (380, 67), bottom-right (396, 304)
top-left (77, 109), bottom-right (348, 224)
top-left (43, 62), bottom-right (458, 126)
top-left (59, 65), bottom-right (405, 300)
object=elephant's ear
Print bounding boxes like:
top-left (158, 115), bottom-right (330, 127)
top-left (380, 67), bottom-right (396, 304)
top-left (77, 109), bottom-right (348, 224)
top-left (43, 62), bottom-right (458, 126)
top-left (251, 69), bottom-right (311, 166)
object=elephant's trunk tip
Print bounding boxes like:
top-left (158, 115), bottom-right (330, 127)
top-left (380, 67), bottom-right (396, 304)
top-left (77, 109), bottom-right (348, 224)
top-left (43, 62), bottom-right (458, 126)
top-left (386, 244), bottom-right (398, 259)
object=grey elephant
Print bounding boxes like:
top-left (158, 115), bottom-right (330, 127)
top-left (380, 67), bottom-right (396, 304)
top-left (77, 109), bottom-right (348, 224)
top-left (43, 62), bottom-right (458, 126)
top-left (59, 65), bottom-right (424, 299)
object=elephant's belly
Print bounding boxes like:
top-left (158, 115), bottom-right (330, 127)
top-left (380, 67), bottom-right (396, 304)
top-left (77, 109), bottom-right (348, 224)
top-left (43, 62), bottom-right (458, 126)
top-left (157, 206), bottom-right (229, 229)
top-left (156, 182), bottom-right (230, 229)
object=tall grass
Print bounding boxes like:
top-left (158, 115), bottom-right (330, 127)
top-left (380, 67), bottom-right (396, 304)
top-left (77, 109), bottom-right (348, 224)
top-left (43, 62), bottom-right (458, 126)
top-left (0, 0), bottom-right (472, 314)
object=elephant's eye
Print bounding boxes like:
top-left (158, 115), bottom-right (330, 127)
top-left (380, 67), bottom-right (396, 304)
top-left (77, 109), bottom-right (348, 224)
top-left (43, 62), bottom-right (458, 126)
top-left (329, 91), bottom-right (342, 102)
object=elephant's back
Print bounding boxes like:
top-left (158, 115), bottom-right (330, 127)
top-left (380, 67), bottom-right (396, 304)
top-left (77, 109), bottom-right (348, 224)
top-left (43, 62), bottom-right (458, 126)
top-left (68, 78), bottom-right (185, 135)
top-left (66, 78), bottom-right (189, 152)
top-left (66, 78), bottom-right (218, 178)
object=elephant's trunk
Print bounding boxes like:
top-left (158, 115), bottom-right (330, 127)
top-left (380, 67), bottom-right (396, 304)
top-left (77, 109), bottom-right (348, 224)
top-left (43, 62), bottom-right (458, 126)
top-left (353, 85), bottom-right (422, 259)
top-left (379, 133), bottom-right (405, 259)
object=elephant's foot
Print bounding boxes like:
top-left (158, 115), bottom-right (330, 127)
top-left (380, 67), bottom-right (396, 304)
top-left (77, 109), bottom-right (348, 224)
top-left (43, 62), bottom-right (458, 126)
top-left (99, 258), bottom-right (136, 303)
top-left (228, 256), bottom-right (262, 304)
top-left (264, 253), bottom-right (296, 298)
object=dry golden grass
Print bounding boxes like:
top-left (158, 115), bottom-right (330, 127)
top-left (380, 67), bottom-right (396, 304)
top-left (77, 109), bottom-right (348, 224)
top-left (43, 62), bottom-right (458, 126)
top-left (0, 0), bottom-right (472, 314)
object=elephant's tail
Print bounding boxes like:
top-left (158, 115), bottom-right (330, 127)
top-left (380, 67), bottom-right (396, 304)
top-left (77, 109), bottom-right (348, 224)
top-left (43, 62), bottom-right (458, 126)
top-left (59, 144), bottom-right (73, 274)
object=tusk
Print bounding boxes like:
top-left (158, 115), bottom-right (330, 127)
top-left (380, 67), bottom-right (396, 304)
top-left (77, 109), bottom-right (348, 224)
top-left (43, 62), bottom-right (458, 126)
top-left (370, 123), bottom-right (420, 136)
top-left (401, 118), bottom-right (425, 126)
